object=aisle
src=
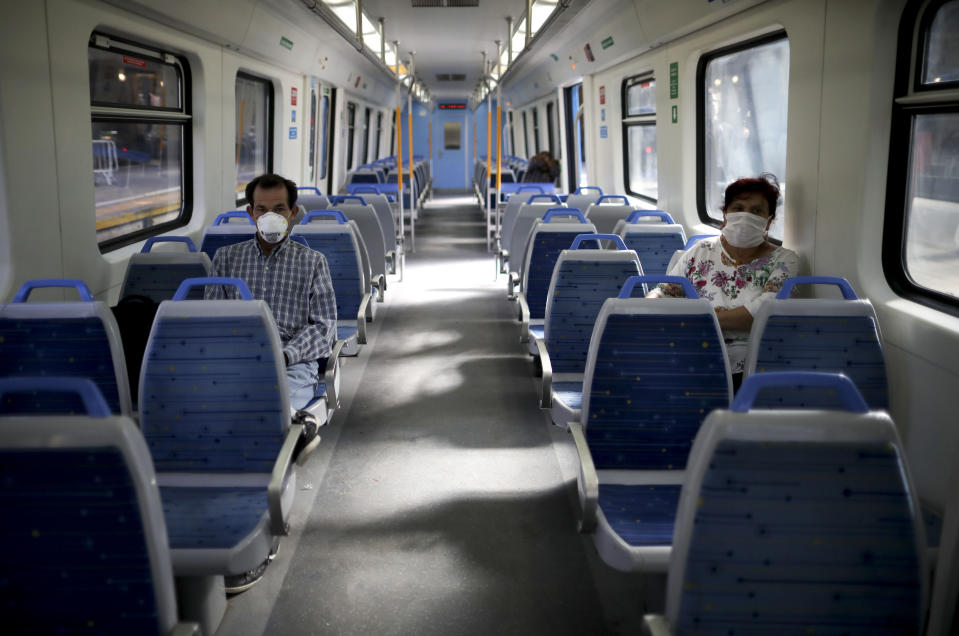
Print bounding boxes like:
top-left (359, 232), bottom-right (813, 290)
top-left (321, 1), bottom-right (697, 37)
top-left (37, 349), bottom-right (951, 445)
top-left (219, 193), bottom-right (652, 635)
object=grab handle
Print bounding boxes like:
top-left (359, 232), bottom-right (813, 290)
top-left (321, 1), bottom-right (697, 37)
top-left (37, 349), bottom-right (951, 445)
top-left (596, 195), bottom-right (629, 205)
top-left (213, 211), bottom-right (255, 226)
top-left (328, 195), bottom-right (367, 206)
top-left (570, 233), bottom-right (628, 251)
top-left (543, 208), bottom-right (587, 223)
top-left (516, 185), bottom-right (545, 194)
top-left (573, 186), bottom-right (603, 195)
top-left (732, 372), bottom-right (869, 413)
top-left (301, 210), bottom-right (348, 225)
top-left (13, 279), bottom-right (93, 303)
top-left (528, 194), bottom-right (562, 204)
top-left (626, 210), bottom-right (675, 224)
top-left (297, 186), bottom-right (323, 196)
top-left (776, 276), bottom-right (857, 300)
top-left (0, 377), bottom-right (111, 417)
top-left (173, 277), bottom-right (253, 301)
top-left (141, 236), bottom-right (197, 253)
top-left (619, 275), bottom-right (698, 299)
top-left (684, 234), bottom-right (716, 250)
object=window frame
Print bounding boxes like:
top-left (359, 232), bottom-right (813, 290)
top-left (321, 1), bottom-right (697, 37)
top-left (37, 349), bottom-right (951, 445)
top-left (346, 101), bottom-right (357, 171)
top-left (89, 32), bottom-right (193, 253)
top-left (695, 30), bottom-right (789, 236)
top-left (522, 111), bottom-right (529, 157)
top-left (883, 0), bottom-right (959, 314)
top-left (621, 72), bottom-right (657, 202)
top-left (374, 110), bottom-right (383, 160)
top-left (532, 108), bottom-right (541, 153)
top-left (234, 71), bottom-right (275, 206)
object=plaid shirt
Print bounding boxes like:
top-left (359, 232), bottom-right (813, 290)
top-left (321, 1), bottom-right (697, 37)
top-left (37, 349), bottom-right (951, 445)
top-left (205, 237), bottom-right (337, 364)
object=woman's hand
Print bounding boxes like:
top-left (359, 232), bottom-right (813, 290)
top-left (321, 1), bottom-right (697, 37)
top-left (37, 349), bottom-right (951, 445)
top-left (713, 305), bottom-right (754, 331)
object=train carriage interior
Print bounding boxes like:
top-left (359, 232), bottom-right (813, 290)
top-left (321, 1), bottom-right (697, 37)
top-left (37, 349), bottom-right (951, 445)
top-left (1, 0), bottom-right (958, 634)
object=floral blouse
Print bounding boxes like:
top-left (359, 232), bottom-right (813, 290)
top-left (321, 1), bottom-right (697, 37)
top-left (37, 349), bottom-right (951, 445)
top-left (653, 236), bottom-right (800, 373)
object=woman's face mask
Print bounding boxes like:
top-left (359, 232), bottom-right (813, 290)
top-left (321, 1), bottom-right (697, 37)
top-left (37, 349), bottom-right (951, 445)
top-left (256, 211), bottom-right (289, 244)
top-left (721, 212), bottom-right (769, 248)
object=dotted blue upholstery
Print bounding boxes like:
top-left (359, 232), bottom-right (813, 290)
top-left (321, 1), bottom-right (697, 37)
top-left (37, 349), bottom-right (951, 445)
top-left (141, 315), bottom-right (286, 473)
top-left (121, 262), bottom-right (210, 303)
top-left (546, 259), bottom-right (642, 374)
top-left (586, 314), bottom-right (729, 470)
top-left (199, 231), bottom-right (254, 261)
top-left (525, 230), bottom-right (591, 319)
top-left (752, 315), bottom-right (889, 410)
top-left (0, 448), bottom-right (162, 635)
top-left (160, 486), bottom-right (267, 550)
top-left (599, 484), bottom-right (682, 546)
top-left (676, 440), bottom-right (922, 634)
top-left (621, 231), bottom-right (685, 275)
top-left (0, 317), bottom-right (123, 414)
top-left (293, 232), bottom-right (363, 320)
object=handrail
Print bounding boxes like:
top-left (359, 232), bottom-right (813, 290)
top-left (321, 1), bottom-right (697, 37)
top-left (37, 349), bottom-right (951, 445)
top-left (13, 279), bottom-right (94, 302)
top-left (173, 277), bottom-right (253, 301)
top-left (619, 275), bottom-right (698, 299)
top-left (141, 236), bottom-right (197, 253)
top-left (732, 372), bottom-right (869, 413)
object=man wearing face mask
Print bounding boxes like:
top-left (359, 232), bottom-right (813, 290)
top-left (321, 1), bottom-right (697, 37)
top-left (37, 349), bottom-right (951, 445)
top-left (648, 173), bottom-right (800, 389)
top-left (205, 173), bottom-right (337, 420)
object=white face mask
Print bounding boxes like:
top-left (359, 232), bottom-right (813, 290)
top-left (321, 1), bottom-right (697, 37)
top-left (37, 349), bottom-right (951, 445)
top-left (721, 212), bottom-right (768, 248)
top-left (256, 212), bottom-right (289, 244)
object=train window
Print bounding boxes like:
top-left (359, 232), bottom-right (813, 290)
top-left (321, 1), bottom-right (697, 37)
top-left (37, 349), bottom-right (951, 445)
top-left (374, 111), bottom-right (383, 160)
top-left (885, 0), bottom-right (959, 309)
top-left (361, 107), bottom-right (371, 165)
top-left (697, 33), bottom-right (789, 240)
top-left (522, 111), bottom-right (529, 157)
top-left (546, 101), bottom-right (556, 156)
top-left (564, 83), bottom-right (587, 191)
top-left (509, 111), bottom-right (516, 156)
top-left (89, 33), bottom-right (191, 252)
top-left (920, 0), bottom-right (959, 86)
top-left (532, 108), bottom-right (540, 153)
top-left (235, 73), bottom-right (273, 205)
top-left (319, 93), bottom-right (330, 180)
top-left (622, 73), bottom-right (657, 201)
top-left (346, 102), bottom-right (356, 171)
top-left (624, 76), bottom-right (656, 116)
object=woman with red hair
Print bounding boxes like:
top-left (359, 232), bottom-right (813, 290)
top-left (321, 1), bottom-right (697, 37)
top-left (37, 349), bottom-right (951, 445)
top-left (648, 173), bottom-right (800, 388)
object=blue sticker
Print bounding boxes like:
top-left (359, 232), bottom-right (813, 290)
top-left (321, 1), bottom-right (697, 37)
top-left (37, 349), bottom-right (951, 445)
top-left (291, 110), bottom-right (296, 122)
top-left (600, 125), bottom-right (608, 139)
top-left (601, 108), bottom-right (606, 122)
top-left (289, 127), bottom-right (297, 140)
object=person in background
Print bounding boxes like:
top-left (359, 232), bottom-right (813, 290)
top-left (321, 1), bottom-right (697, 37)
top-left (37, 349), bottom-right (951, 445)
top-left (647, 173), bottom-right (800, 390)
top-left (522, 150), bottom-right (560, 184)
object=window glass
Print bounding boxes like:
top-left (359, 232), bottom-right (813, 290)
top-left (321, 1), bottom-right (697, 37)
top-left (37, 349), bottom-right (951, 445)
top-left (235, 74), bottom-right (272, 203)
top-left (522, 111), bottom-right (529, 157)
top-left (922, 0), bottom-right (959, 84)
top-left (444, 122), bottom-right (462, 149)
top-left (509, 111), bottom-right (516, 156)
top-left (702, 36), bottom-right (789, 240)
top-left (319, 94), bottom-right (330, 178)
top-left (627, 124), bottom-right (657, 200)
top-left (89, 47), bottom-right (180, 109)
top-left (903, 113), bottom-right (959, 298)
top-left (546, 101), bottom-right (556, 156)
top-left (362, 107), bottom-right (371, 165)
top-left (89, 34), bottom-right (189, 251)
top-left (346, 102), bottom-right (356, 171)
top-left (532, 109), bottom-right (540, 153)
top-left (625, 77), bottom-right (656, 116)
top-left (375, 111), bottom-right (382, 160)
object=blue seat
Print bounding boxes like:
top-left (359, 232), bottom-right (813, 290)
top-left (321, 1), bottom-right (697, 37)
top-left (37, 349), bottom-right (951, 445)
top-left (584, 195), bottom-right (635, 234)
top-left (517, 211), bottom-right (597, 347)
top-left (613, 211), bottom-right (686, 276)
top-left (295, 188), bottom-right (328, 224)
top-left (0, 279), bottom-right (131, 416)
top-left (291, 210), bottom-right (372, 356)
top-left (565, 186), bottom-right (603, 214)
top-left (120, 236), bottom-right (212, 303)
top-left (505, 194), bottom-right (565, 296)
top-left (571, 276), bottom-right (732, 572)
top-left (199, 211), bottom-right (255, 260)
top-left (646, 372), bottom-right (927, 636)
top-left (744, 276), bottom-right (890, 410)
top-left (345, 186), bottom-right (403, 276)
top-left (535, 236), bottom-right (642, 427)
top-left (328, 195), bottom-right (388, 300)
top-left (0, 377), bottom-right (199, 635)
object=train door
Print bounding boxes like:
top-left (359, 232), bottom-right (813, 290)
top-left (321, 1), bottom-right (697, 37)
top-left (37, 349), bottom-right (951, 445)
top-left (306, 77), bottom-right (332, 194)
top-left (433, 108), bottom-right (468, 189)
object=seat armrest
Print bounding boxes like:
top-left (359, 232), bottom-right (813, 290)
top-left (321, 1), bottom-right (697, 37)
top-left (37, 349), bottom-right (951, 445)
top-left (386, 250), bottom-right (396, 275)
top-left (358, 293), bottom-right (373, 334)
top-left (168, 622), bottom-right (201, 636)
top-left (268, 424), bottom-right (301, 536)
top-left (325, 340), bottom-right (345, 411)
top-left (569, 421), bottom-right (598, 533)
top-left (372, 274), bottom-right (386, 302)
top-left (507, 271), bottom-right (520, 300)
top-left (499, 249), bottom-right (509, 274)
top-left (535, 339), bottom-right (553, 408)
top-left (642, 615), bottom-right (672, 636)
top-left (517, 294), bottom-right (530, 343)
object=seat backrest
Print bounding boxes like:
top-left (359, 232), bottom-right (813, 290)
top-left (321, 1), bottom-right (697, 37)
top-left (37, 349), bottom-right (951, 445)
top-left (617, 223), bottom-right (687, 276)
top-left (0, 378), bottom-right (178, 635)
top-left (565, 187), bottom-right (603, 213)
top-left (521, 214), bottom-right (596, 320)
top-left (544, 250), bottom-right (642, 374)
top-left (140, 280), bottom-right (289, 474)
top-left (120, 237), bottom-right (212, 303)
top-left (745, 277), bottom-right (889, 410)
top-left (344, 189), bottom-right (397, 247)
top-left (349, 169), bottom-right (382, 184)
top-left (507, 199), bottom-right (565, 273)
top-left (292, 212), bottom-right (367, 321)
top-left (297, 192), bottom-right (329, 215)
top-left (585, 197), bottom-right (634, 234)
top-left (501, 190), bottom-right (546, 243)
top-left (329, 197), bottom-right (387, 279)
top-left (199, 211), bottom-right (255, 260)
top-left (0, 279), bottom-right (131, 415)
top-left (581, 290), bottom-right (731, 471)
top-left (667, 373), bottom-right (926, 634)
